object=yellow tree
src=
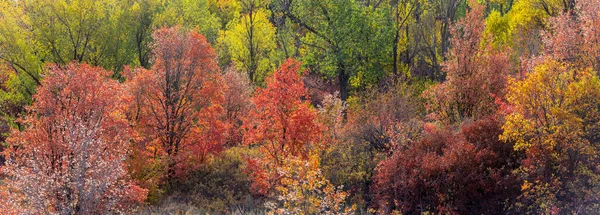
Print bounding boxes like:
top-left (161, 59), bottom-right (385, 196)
top-left (501, 59), bottom-right (600, 214)
top-left (220, 0), bottom-right (277, 84)
top-left (152, 0), bottom-right (221, 43)
top-left (265, 152), bottom-right (355, 215)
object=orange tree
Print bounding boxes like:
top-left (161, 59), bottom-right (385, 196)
top-left (1, 63), bottom-right (146, 214)
top-left (243, 59), bottom-right (322, 195)
top-left (125, 27), bottom-right (227, 193)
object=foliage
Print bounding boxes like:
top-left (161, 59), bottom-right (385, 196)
top-left (223, 66), bottom-right (253, 147)
top-left (277, 0), bottom-right (395, 100)
top-left (424, 1), bottom-right (510, 124)
top-left (1, 63), bottom-right (147, 214)
top-left (501, 59), bottom-right (600, 214)
top-left (0, 0), bottom-right (158, 142)
top-left (317, 92), bottom-right (346, 143)
top-left (244, 59), bottom-right (321, 162)
top-left (125, 27), bottom-right (226, 187)
top-left (373, 116), bottom-right (520, 214)
top-left (319, 82), bottom-right (422, 207)
top-left (0, 0), bottom-right (599, 213)
top-left (220, 0), bottom-right (277, 84)
top-left (153, 0), bottom-right (221, 43)
top-left (266, 152), bottom-right (355, 215)
top-left (168, 146), bottom-right (261, 213)
top-left (243, 59), bottom-right (322, 195)
top-left (535, 0), bottom-right (600, 71)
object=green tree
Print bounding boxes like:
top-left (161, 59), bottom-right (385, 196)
top-left (0, 0), bottom-right (140, 142)
top-left (153, 0), bottom-right (221, 43)
top-left (276, 0), bottom-right (394, 101)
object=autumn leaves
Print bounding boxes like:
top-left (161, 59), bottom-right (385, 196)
top-left (1, 25), bottom-right (337, 213)
top-left (2, 64), bottom-right (146, 214)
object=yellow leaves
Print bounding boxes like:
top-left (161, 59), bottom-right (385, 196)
top-left (521, 180), bottom-right (532, 191)
top-left (485, 10), bottom-right (512, 47)
top-left (501, 112), bottom-right (534, 151)
top-left (267, 151), bottom-right (355, 215)
top-left (220, 3), bottom-right (276, 84)
top-left (506, 0), bottom-right (563, 31)
top-left (503, 58), bottom-right (600, 211)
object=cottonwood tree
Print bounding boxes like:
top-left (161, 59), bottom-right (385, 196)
top-left (273, 0), bottom-right (394, 101)
top-left (152, 0), bottom-right (221, 43)
top-left (1, 63), bottom-right (146, 214)
top-left (221, 0), bottom-right (277, 84)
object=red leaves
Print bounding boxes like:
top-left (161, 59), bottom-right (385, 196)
top-left (2, 63), bottom-right (146, 214)
top-left (244, 59), bottom-right (321, 161)
top-left (126, 27), bottom-right (226, 180)
top-left (538, 0), bottom-right (600, 71)
top-left (373, 117), bottom-right (519, 214)
top-left (243, 59), bottom-right (322, 195)
top-left (424, 1), bottom-right (510, 124)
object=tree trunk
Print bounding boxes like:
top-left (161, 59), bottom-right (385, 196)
top-left (338, 65), bottom-right (349, 102)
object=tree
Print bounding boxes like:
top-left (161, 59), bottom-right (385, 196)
top-left (243, 59), bottom-right (322, 194)
top-left (223, 66), bottom-right (253, 146)
top-left (220, 0), bottom-right (277, 84)
top-left (153, 0), bottom-right (221, 43)
top-left (244, 58), bottom-right (321, 162)
top-left (126, 27), bottom-right (226, 185)
top-left (265, 152), bottom-right (355, 215)
top-left (388, 0), bottom-right (422, 80)
top-left (424, 1), bottom-right (510, 124)
top-left (0, 0), bottom-right (149, 148)
top-left (373, 116), bottom-right (520, 214)
top-left (1, 63), bottom-right (146, 214)
top-left (0, 0), bottom-right (137, 71)
top-left (122, 0), bottom-right (160, 69)
top-left (501, 59), bottom-right (600, 214)
top-left (535, 0), bottom-right (600, 72)
top-left (274, 0), bottom-right (394, 101)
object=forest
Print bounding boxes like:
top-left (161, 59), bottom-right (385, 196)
top-left (0, 0), bottom-right (599, 214)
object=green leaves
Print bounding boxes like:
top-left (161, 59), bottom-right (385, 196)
top-left (153, 0), bottom-right (221, 43)
top-left (285, 0), bottom-right (394, 99)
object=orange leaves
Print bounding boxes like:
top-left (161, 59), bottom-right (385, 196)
top-left (2, 63), bottom-right (146, 214)
top-left (244, 59), bottom-right (322, 160)
top-left (242, 59), bottom-right (323, 196)
top-left (501, 59), bottom-right (600, 213)
top-left (125, 26), bottom-right (227, 181)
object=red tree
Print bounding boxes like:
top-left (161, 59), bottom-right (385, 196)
top-left (372, 117), bottom-right (520, 214)
top-left (1, 63), bottom-right (146, 214)
top-left (424, 1), bottom-right (510, 124)
top-left (533, 0), bottom-right (600, 71)
top-left (125, 27), bottom-right (226, 182)
top-left (222, 66), bottom-right (253, 147)
top-left (243, 59), bottom-right (322, 194)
